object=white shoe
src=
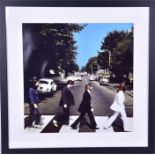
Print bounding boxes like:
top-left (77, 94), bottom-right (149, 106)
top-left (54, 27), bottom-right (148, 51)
top-left (53, 119), bottom-right (58, 124)
top-left (33, 124), bottom-right (43, 129)
top-left (53, 123), bottom-right (59, 128)
top-left (53, 120), bottom-right (59, 128)
top-left (103, 125), bottom-right (111, 130)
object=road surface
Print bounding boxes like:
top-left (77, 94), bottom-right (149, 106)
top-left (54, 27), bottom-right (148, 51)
top-left (24, 77), bottom-right (133, 132)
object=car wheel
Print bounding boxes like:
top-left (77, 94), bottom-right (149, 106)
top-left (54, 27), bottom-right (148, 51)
top-left (50, 89), bottom-right (53, 95)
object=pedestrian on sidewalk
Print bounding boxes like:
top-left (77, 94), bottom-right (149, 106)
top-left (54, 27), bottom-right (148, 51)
top-left (71, 83), bottom-right (99, 130)
top-left (103, 82), bottom-right (128, 131)
top-left (57, 80), bottom-right (75, 126)
top-left (28, 79), bottom-right (42, 128)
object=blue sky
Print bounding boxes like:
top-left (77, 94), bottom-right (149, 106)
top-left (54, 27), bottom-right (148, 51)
top-left (74, 23), bottom-right (133, 69)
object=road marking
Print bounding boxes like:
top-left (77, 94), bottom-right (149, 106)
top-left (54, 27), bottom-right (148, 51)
top-left (24, 115), bottom-right (133, 133)
top-left (121, 117), bottom-right (133, 131)
top-left (25, 115), bottom-right (54, 133)
top-left (95, 116), bottom-right (114, 132)
top-left (59, 116), bottom-right (79, 133)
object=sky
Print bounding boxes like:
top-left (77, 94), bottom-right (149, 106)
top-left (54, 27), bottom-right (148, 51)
top-left (73, 23), bottom-right (133, 69)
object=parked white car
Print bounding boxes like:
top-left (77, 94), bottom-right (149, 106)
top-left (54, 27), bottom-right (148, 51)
top-left (36, 78), bottom-right (57, 94)
top-left (89, 75), bottom-right (95, 81)
top-left (66, 76), bottom-right (75, 81)
top-left (66, 75), bottom-right (82, 81)
top-left (74, 76), bottom-right (82, 81)
top-left (99, 77), bottom-right (109, 85)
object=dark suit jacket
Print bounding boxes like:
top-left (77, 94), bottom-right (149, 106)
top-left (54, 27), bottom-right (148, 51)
top-left (28, 88), bottom-right (39, 105)
top-left (78, 91), bottom-right (92, 113)
top-left (59, 87), bottom-right (75, 107)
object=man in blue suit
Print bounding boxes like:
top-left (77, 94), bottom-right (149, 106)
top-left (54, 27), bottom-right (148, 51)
top-left (28, 80), bottom-right (41, 128)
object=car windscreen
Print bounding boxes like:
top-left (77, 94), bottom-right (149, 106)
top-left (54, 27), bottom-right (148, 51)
top-left (39, 80), bottom-right (49, 84)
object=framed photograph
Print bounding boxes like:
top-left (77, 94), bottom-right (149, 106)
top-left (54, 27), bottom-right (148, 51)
top-left (0, 0), bottom-right (155, 153)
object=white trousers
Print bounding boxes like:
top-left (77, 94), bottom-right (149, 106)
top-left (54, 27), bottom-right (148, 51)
top-left (106, 108), bottom-right (128, 131)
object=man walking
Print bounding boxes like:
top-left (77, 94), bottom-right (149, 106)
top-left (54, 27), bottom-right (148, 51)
top-left (71, 83), bottom-right (99, 130)
top-left (58, 80), bottom-right (75, 125)
top-left (28, 79), bottom-right (42, 128)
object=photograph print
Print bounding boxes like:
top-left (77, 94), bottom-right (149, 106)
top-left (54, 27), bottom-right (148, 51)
top-left (23, 23), bottom-right (133, 134)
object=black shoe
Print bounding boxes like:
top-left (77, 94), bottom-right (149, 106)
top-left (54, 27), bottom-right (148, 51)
top-left (95, 127), bottom-right (99, 129)
top-left (90, 126), bottom-right (99, 130)
top-left (63, 122), bottom-right (69, 125)
top-left (70, 125), bottom-right (77, 130)
top-left (63, 120), bottom-right (69, 125)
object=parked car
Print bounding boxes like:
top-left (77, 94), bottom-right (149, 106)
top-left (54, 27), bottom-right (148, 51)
top-left (74, 76), bottom-right (82, 81)
top-left (66, 76), bottom-right (75, 81)
top-left (99, 77), bottom-right (109, 86)
top-left (89, 75), bottom-right (95, 81)
top-left (36, 78), bottom-right (57, 94)
top-left (59, 78), bottom-right (68, 84)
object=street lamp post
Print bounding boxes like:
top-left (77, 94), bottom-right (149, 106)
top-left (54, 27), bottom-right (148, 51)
top-left (101, 49), bottom-right (112, 75)
top-left (102, 49), bottom-right (111, 67)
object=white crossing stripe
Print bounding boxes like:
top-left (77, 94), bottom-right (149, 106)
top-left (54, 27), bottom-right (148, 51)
top-left (25, 115), bottom-right (54, 133)
top-left (96, 116), bottom-right (114, 132)
top-left (24, 115), bottom-right (133, 133)
top-left (59, 116), bottom-right (79, 133)
top-left (99, 116), bottom-right (133, 132)
top-left (121, 117), bottom-right (133, 131)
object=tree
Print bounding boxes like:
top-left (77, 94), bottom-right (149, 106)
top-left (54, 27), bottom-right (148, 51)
top-left (85, 57), bottom-right (98, 74)
top-left (101, 30), bottom-right (126, 52)
top-left (100, 29), bottom-right (133, 78)
top-left (112, 34), bottom-right (133, 76)
top-left (23, 23), bottom-right (84, 79)
top-left (97, 51), bottom-right (109, 69)
top-left (81, 66), bottom-right (86, 72)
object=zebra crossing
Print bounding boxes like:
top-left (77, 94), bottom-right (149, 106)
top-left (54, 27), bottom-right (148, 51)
top-left (24, 115), bottom-right (133, 133)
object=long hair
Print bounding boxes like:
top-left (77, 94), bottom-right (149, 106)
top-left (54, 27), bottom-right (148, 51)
top-left (117, 82), bottom-right (126, 92)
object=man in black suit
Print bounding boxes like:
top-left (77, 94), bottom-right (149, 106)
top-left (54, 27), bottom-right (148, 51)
top-left (71, 83), bottom-right (99, 130)
top-left (58, 80), bottom-right (75, 125)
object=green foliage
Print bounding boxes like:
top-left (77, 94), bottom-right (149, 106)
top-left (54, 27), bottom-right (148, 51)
top-left (85, 57), bottom-right (98, 74)
top-left (112, 36), bottom-right (133, 75)
top-left (81, 66), bottom-right (86, 72)
top-left (97, 51), bottom-right (109, 69)
top-left (101, 31), bottom-right (126, 51)
top-left (23, 23), bottom-right (85, 78)
top-left (100, 29), bottom-right (133, 76)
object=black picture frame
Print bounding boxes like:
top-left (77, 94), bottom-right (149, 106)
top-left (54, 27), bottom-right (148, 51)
top-left (0, 0), bottom-right (155, 154)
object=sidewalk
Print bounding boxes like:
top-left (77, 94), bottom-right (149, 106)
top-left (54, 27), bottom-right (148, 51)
top-left (107, 83), bottom-right (133, 97)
